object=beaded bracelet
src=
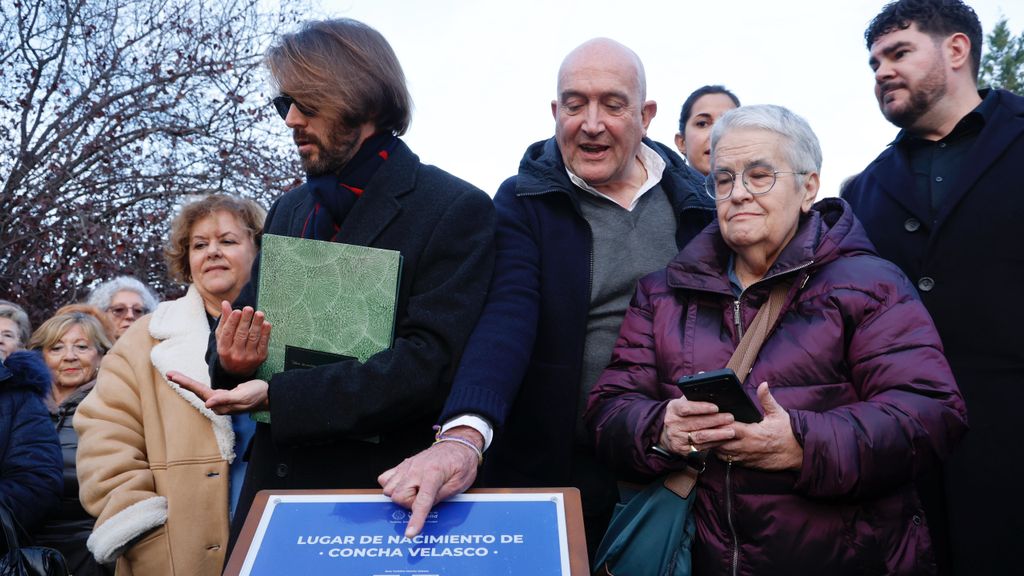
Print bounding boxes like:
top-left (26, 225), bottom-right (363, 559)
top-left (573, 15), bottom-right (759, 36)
top-left (432, 426), bottom-right (484, 466)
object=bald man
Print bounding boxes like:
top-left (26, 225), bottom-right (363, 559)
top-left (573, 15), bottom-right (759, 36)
top-left (380, 38), bottom-right (714, 553)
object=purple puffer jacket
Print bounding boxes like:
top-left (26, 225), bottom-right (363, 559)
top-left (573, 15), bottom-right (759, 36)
top-left (586, 198), bottom-right (967, 576)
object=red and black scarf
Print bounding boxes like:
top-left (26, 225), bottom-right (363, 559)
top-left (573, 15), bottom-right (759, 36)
top-left (301, 133), bottom-right (398, 241)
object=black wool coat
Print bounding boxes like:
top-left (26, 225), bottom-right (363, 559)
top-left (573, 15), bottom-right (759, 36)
top-left (218, 139), bottom-right (495, 521)
top-left (842, 88), bottom-right (1024, 576)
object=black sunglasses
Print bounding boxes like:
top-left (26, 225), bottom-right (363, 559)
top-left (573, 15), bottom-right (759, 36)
top-left (271, 95), bottom-right (317, 120)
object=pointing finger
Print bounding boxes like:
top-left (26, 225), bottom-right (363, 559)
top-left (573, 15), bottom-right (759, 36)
top-left (167, 371), bottom-right (213, 402)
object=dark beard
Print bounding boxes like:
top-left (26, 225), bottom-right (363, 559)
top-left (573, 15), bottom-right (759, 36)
top-left (879, 60), bottom-right (947, 129)
top-left (296, 121), bottom-right (364, 176)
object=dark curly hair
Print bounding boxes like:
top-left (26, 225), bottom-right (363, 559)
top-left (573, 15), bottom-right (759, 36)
top-left (865, 0), bottom-right (982, 80)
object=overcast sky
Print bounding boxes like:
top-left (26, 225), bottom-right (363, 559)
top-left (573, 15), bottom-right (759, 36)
top-left (307, 0), bottom-right (1024, 197)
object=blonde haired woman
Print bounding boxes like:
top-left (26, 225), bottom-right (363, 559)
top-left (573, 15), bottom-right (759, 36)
top-left (29, 311), bottom-right (113, 576)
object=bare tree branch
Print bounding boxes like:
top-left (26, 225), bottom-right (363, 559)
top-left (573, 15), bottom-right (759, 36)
top-left (0, 0), bottom-right (304, 325)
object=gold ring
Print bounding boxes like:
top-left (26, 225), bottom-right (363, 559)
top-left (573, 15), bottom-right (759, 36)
top-left (689, 444), bottom-right (699, 453)
top-left (687, 432), bottom-right (698, 452)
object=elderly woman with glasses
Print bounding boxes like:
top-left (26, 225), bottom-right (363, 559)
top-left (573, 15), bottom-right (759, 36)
top-left (75, 194), bottom-right (265, 576)
top-left (586, 105), bottom-right (967, 574)
top-left (87, 276), bottom-right (159, 341)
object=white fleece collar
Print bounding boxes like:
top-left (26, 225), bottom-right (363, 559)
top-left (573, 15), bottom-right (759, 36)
top-left (149, 286), bottom-right (235, 462)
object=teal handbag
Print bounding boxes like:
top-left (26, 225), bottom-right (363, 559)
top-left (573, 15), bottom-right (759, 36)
top-left (592, 468), bottom-right (698, 576)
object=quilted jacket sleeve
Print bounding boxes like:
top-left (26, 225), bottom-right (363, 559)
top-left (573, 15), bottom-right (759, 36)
top-left (790, 271), bottom-right (968, 499)
top-left (586, 274), bottom-right (686, 478)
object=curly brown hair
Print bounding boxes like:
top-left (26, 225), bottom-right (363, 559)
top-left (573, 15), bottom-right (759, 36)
top-left (164, 194), bottom-right (266, 283)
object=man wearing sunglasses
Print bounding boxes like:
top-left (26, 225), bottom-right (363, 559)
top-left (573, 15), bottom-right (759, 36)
top-left (171, 18), bottom-right (494, 548)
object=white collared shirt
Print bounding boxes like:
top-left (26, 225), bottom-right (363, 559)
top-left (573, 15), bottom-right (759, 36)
top-left (566, 143), bottom-right (666, 211)
top-left (441, 144), bottom-right (669, 449)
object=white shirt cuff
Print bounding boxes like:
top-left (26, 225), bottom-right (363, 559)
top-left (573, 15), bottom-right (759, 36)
top-left (441, 414), bottom-right (494, 451)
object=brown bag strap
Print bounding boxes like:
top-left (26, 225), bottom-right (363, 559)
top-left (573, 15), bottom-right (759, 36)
top-left (726, 281), bottom-right (791, 383)
top-left (662, 465), bottom-right (699, 498)
top-left (666, 280), bottom-right (792, 483)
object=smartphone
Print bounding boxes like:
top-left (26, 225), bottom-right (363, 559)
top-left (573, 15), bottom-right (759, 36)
top-left (677, 368), bottom-right (763, 423)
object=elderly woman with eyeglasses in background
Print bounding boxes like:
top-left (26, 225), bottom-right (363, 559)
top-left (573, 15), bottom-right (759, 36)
top-left (28, 311), bottom-right (114, 576)
top-left (586, 105), bottom-right (967, 575)
top-left (75, 194), bottom-right (265, 576)
top-left (86, 276), bottom-right (159, 341)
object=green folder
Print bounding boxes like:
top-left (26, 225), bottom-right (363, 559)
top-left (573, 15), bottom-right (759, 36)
top-left (251, 234), bottom-right (402, 423)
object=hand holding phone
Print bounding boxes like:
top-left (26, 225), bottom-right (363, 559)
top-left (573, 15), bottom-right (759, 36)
top-left (677, 368), bottom-right (763, 424)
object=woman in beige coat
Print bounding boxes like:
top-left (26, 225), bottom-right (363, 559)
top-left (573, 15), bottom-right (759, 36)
top-left (75, 195), bottom-right (265, 575)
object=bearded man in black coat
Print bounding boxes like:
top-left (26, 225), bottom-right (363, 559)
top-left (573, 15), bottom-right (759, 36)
top-left (172, 18), bottom-right (495, 551)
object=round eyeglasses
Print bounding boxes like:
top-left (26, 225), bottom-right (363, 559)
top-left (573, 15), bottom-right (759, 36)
top-left (704, 167), bottom-right (808, 201)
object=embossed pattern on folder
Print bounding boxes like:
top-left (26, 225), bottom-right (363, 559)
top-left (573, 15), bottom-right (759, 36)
top-left (252, 234), bottom-right (402, 423)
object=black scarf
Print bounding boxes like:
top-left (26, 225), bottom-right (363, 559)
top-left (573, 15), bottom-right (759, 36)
top-left (301, 132), bottom-right (398, 241)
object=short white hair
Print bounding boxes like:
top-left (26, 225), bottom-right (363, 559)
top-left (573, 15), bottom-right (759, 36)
top-left (87, 276), bottom-right (159, 312)
top-left (710, 104), bottom-right (822, 173)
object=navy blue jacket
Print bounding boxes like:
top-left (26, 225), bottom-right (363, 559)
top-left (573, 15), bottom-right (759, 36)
top-left (440, 137), bottom-right (714, 487)
top-left (842, 88), bottom-right (1024, 575)
top-left (0, 351), bottom-right (62, 533)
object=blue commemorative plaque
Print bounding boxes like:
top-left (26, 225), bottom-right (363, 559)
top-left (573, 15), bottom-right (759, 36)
top-left (229, 491), bottom-right (582, 575)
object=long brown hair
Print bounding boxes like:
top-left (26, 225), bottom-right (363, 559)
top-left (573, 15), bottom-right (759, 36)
top-left (266, 18), bottom-right (412, 136)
